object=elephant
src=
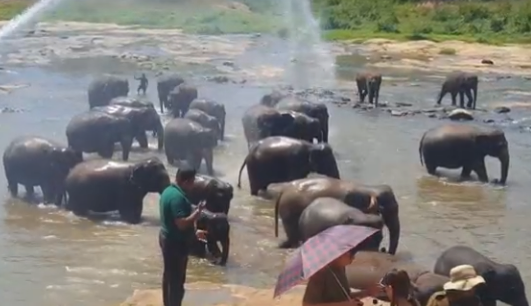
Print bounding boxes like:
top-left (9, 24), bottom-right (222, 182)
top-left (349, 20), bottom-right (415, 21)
top-left (87, 75), bottom-right (129, 109)
top-left (164, 118), bottom-right (217, 175)
top-left (156, 74), bottom-right (185, 113)
top-left (275, 98), bottom-right (329, 143)
top-left (356, 72), bottom-right (382, 106)
top-left (189, 98), bottom-right (226, 141)
top-left (419, 124), bottom-right (509, 184)
top-left (3, 136), bottom-right (83, 205)
top-left (259, 90), bottom-right (285, 107)
top-left (66, 110), bottom-right (134, 161)
top-left (64, 157), bottom-right (170, 224)
top-left (189, 204), bottom-right (230, 265)
top-left (344, 251), bottom-right (449, 306)
top-left (273, 177), bottom-right (400, 254)
top-left (434, 245), bottom-right (528, 306)
top-left (187, 174), bottom-right (233, 214)
top-left (298, 197), bottom-right (385, 250)
top-left (436, 72), bottom-right (478, 109)
top-left (184, 109), bottom-right (221, 143)
top-left (168, 83), bottom-right (198, 118)
top-left (110, 96), bottom-right (155, 110)
top-left (284, 111), bottom-right (323, 143)
top-left (93, 104), bottom-right (164, 150)
top-left (237, 136), bottom-right (340, 196)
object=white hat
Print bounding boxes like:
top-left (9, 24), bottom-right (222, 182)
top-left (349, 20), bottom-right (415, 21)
top-left (443, 265), bottom-right (486, 291)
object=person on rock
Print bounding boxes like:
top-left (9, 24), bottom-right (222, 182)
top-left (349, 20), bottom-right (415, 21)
top-left (135, 72), bottom-right (148, 95)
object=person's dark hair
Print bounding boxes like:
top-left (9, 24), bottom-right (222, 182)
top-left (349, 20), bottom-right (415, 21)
top-left (176, 163), bottom-right (196, 183)
top-left (381, 269), bottom-right (421, 306)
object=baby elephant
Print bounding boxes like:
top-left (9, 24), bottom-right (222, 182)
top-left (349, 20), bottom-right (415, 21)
top-left (356, 72), bottom-right (382, 106)
top-left (436, 72), bottom-right (478, 109)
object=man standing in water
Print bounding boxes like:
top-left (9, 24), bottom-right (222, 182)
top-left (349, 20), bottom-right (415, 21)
top-left (159, 164), bottom-right (207, 306)
top-left (135, 72), bottom-right (148, 95)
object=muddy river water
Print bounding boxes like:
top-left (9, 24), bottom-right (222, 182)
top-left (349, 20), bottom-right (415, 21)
top-left (1, 24), bottom-right (531, 306)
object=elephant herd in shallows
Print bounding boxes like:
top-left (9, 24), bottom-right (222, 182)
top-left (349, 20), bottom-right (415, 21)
top-left (1, 70), bottom-right (524, 294)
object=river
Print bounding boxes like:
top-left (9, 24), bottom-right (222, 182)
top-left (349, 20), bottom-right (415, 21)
top-left (1, 30), bottom-right (531, 306)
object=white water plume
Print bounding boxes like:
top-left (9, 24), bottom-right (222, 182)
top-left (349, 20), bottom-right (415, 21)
top-left (281, 0), bottom-right (336, 89)
top-left (0, 0), bottom-right (64, 40)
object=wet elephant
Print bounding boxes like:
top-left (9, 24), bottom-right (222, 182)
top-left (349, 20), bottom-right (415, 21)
top-left (419, 124), bottom-right (509, 184)
top-left (110, 96), bottom-right (155, 109)
top-left (274, 177), bottom-right (400, 254)
top-left (436, 72), bottom-right (478, 109)
top-left (187, 174), bottom-right (233, 214)
top-left (237, 136), bottom-right (340, 196)
top-left (66, 110), bottom-right (134, 161)
top-left (3, 136), bottom-right (83, 205)
top-left (64, 157), bottom-right (170, 224)
top-left (434, 245), bottom-right (528, 306)
top-left (298, 197), bottom-right (385, 249)
top-left (345, 251), bottom-right (449, 306)
top-left (189, 204), bottom-right (230, 265)
top-left (260, 90), bottom-right (285, 107)
top-left (168, 83), bottom-right (198, 118)
top-left (356, 72), bottom-right (382, 106)
top-left (87, 75), bottom-right (129, 109)
top-left (275, 98), bottom-right (330, 143)
top-left (164, 118), bottom-right (217, 175)
top-left (189, 98), bottom-right (226, 141)
top-left (156, 74), bottom-right (185, 113)
top-left (184, 109), bottom-right (221, 143)
top-left (284, 111), bottom-right (323, 143)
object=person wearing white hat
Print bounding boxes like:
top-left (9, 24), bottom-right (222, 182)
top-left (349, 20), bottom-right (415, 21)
top-left (426, 265), bottom-right (486, 306)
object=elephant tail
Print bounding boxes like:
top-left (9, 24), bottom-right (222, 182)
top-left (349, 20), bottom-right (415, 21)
top-left (419, 132), bottom-right (426, 166)
top-left (274, 190), bottom-right (284, 238)
top-left (237, 155), bottom-right (247, 189)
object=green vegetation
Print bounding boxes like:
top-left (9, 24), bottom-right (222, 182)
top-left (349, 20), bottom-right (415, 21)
top-left (0, 0), bottom-right (33, 20)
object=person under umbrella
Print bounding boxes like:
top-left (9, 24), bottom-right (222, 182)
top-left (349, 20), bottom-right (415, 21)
top-left (274, 224), bottom-right (383, 306)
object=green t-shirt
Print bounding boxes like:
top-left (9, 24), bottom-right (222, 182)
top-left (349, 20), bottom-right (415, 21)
top-left (159, 184), bottom-right (193, 243)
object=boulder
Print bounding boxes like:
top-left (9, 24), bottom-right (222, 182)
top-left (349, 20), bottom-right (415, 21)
top-left (448, 108), bottom-right (474, 121)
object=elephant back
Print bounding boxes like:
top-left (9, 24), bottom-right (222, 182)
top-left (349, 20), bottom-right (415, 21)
top-left (110, 96), bottom-right (155, 109)
top-left (190, 98), bottom-right (225, 117)
top-left (157, 74), bottom-right (185, 89)
top-left (87, 76), bottom-right (129, 108)
top-left (67, 111), bottom-right (131, 138)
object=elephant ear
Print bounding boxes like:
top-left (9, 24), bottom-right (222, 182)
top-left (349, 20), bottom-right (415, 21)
top-left (278, 112), bottom-right (295, 130)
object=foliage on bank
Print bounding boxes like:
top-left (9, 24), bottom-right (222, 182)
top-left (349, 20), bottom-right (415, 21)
top-left (0, 0), bottom-right (33, 20)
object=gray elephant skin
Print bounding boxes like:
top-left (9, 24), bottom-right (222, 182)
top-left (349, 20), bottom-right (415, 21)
top-left (190, 204), bottom-right (230, 265)
top-left (64, 157), bottom-right (170, 224)
top-left (87, 76), bottom-right (129, 109)
top-left (434, 245), bottom-right (528, 306)
top-left (66, 110), bottom-right (134, 161)
top-left (110, 96), bottom-right (155, 110)
top-left (3, 136), bottom-right (83, 205)
top-left (237, 136), bottom-right (340, 196)
top-left (94, 104), bottom-right (164, 150)
top-left (187, 174), bottom-right (233, 215)
top-left (163, 118), bottom-right (217, 175)
top-left (298, 197), bottom-right (385, 250)
top-left (168, 83), bottom-right (198, 118)
top-left (260, 90), bottom-right (285, 107)
top-left (184, 109), bottom-right (221, 143)
top-left (356, 72), bottom-right (382, 106)
top-left (275, 97), bottom-right (330, 143)
top-left (419, 124), bottom-right (509, 184)
top-left (156, 74), bottom-right (185, 113)
top-left (284, 111), bottom-right (323, 143)
top-left (274, 177), bottom-right (400, 254)
top-left (189, 98), bottom-right (226, 141)
top-left (345, 251), bottom-right (449, 306)
top-left (437, 72), bottom-right (478, 109)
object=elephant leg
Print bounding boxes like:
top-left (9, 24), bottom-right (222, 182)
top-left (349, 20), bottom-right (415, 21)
top-left (451, 92), bottom-right (457, 106)
top-left (166, 154), bottom-right (175, 165)
top-left (220, 118), bottom-right (225, 141)
top-left (203, 148), bottom-right (214, 176)
top-left (206, 239), bottom-right (222, 258)
top-left (465, 90), bottom-right (474, 109)
top-left (375, 88), bottom-right (380, 107)
top-left (6, 175), bottom-right (18, 197)
top-left (24, 185), bottom-right (35, 198)
top-left (459, 91), bottom-right (465, 108)
top-left (98, 143), bottom-right (114, 159)
top-left (368, 89), bottom-right (375, 105)
top-left (472, 160), bottom-right (489, 183)
top-left (279, 216), bottom-right (300, 248)
top-left (460, 165), bottom-right (473, 179)
top-left (120, 137), bottom-right (134, 161)
top-left (358, 87), bottom-right (366, 103)
top-left (135, 132), bottom-right (149, 149)
top-left (247, 165), bottom-right (261, 196)
top-left (41, 184), bottom-right (54, 204)
top-left (119, 200), bottom-right (143, 224)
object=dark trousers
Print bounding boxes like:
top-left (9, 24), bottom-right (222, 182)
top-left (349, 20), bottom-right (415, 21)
top-left (159, 232), bottom-right (189, 306)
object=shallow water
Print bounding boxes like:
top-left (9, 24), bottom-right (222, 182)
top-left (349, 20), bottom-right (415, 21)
top-left (1, 34), bottom-right (531, 306)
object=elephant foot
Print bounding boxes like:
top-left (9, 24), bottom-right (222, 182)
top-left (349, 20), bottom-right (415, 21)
top-left (72, 209), bottom-right (89, 217)
top-left (7, 183), bottom-right (18, 197)
top-left (278, 239), bottom-right (297, 249)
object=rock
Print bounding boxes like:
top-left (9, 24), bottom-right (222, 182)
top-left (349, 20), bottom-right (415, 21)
top-left (381, 54), bottom-right (392, 60)
top-left (481, 59), bottom-right (494, 65)
top-left (493, 106), bottom-right (510, 114)
top-left (222, 61), bottom-right (235, 67)
top-left (448, 108), bottom-right (474, 121)
top-left (390, 110), bottom-right (407, 116)
top-left (395, 102), bottom-right (412, 108)
top-left (207, 76), bottom-right (230, 83)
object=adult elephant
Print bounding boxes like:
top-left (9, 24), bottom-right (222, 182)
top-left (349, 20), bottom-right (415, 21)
top-left (87, 75), bottom-right (129, 109)
top-left (436, 72), bottom-right (478, 109)
top-left (419, 124), bottom-right (509, 184)
top-left (189, 98), bottom-right (226, 141)
top-left (168, 83), bottom-right (198, 118)
top-left (299, 197), bottom-right (385, 249)
top-left (64, 157), bottom-right (170, 224)
top-left (237, 136), bottom-right (340, 196)
top-left (66, 111), bottom-right (134, 161)
top-left (275, 98), bottom-right (330, 143)
top-left (187, 174), bottom-right (233, 214)
top-left (259, 90), bottom-right (285, 107)
top-left (93, 104), bottom-right (164, 150)
top-left (274, 177), bottom-right (400, 254)
top-left (189, 205), bottom-right (230, 265)
top-left (3, 136), bottom-right (83, 205)
top-left (356, 72), bottom-right (382, 106)
top-left (434, 245), bottom-right (528, 306)
top-left (242, 105), bottom-right (298, 149)
top-left (110, 96), bottom-right (155, 109)
top-left (285, 111), bottom-right (323, 143)
top-left (184, 109), bottom-right (221, 143)
top-left (156, 74), bottom-right (185, 113)
top-left (345, 251), bottom-right (449, 306)
top-left (164, 118), bottom-right (217, 175)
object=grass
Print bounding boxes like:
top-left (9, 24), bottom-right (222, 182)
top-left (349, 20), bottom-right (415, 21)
top-left (0, 0), bottom-right (33, 20)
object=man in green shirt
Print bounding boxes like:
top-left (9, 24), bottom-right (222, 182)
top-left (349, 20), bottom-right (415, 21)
top-left (159, 164), bottom-right (206, 306)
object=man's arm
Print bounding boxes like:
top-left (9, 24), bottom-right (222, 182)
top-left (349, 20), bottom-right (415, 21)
top-left (171, 197), bottom-right (200, 230)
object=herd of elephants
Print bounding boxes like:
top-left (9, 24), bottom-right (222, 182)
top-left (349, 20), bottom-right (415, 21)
top-left (0, 70), bottom-right (524, 306)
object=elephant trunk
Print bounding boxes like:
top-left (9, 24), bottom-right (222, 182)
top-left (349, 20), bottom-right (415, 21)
top-left (498, 147), bottom-right (509, 184)
top-left (156, 121), bottom-right (164, 150)
top-left (380, 194), bottom-right (400, 254)
top-left (322, 155), bottom-right (340, 179)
